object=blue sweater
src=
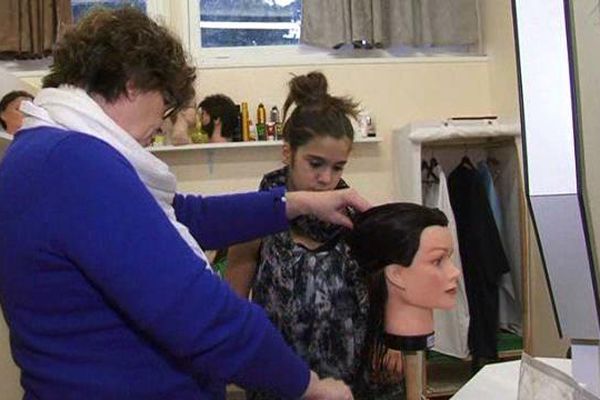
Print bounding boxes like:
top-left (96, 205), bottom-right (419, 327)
top-left (0, 128), bottom-right (309, 399)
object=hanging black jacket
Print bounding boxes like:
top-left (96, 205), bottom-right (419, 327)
top-left (448, 162), bottom-right (510, 360)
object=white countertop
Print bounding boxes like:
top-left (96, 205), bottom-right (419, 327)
top-left (451, 357), bottom-right (572, 400)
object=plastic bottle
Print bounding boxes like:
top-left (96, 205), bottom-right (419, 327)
top-left (233, 104), bottom-right (242, 142)
top-left (256, 103), bottom-right (267, 141)
top-left (248, 119), bottom-right (257, 141)
top-left (266, 122), bottom-right (276, 141)
top-left (270, 106), bottom-right (282, 140)
top-left (241, 102), bottom-right (250, 141)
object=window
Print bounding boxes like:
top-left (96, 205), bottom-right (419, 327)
top-left (198, 0), bottom-right (301, 48)
top-left (71, 0), bottom-right (147, 23)
top-left (63, 1), bottom-right (482, 69)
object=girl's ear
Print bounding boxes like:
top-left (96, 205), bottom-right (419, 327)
top-left (282, 143), bottom-right (292, 165)
top-left (384, 264), bottom-right (406, 291)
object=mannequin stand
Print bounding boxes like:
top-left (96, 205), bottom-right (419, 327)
top-left (404, 351), bottom-right (424, 400)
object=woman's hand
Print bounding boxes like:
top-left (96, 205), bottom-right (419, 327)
top-left (302, 371), bottom-right (354, 400)
top-left (285, 188), bottom-right (371, 228)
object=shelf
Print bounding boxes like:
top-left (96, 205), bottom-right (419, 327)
top-left (0, 133), bottom-right (381, 153)
top-left (148, 136), bottom-right (381, 153)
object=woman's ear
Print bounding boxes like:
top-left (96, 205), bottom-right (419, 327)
top-left (384, 264), bottom-right (406, 291)
top-left (125, 80), bottom-right (138, 101)
top-left (282, 143), bottom-right (291, 165)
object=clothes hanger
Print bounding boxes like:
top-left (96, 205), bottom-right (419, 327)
top-left (459, 145), bottom-right (475, 170)
top-left (427, 157), bottom-right (440, 183)
top-left (486, 155), bottom-right (501, 181)
top-left (459, 155), bottom-right (475, 170)
top-left (422, 156), bottom-right (439, 184)
top-left (421, 159), bottom-right (430, 173)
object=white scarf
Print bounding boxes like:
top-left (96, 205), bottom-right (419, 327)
top-left (20, 86), bottom-right (210, 268)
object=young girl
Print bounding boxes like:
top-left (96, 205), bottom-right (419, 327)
top-left (226, 71), bottom-right (402, 399)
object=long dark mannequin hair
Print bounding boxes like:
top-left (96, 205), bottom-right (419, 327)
top-left (346, 203), bottom-right (448, 383)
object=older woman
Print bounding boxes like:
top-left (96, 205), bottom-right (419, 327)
top-left (0, 7), bottom-right (364, 400)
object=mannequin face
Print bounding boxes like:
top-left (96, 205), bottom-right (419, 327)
top-left (385, 225), bottom-right (460, 310)
top-left (199, 108), bottom-right (217, 137)
top-left (284, 135), bottom-right (352, 192)
top-left (180, 106), bottom-right (197, 125)
top-left (1, 96), bottom-right (29, 134)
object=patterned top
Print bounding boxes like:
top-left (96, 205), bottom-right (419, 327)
top-left (248, 167), bottom-right (404, 399)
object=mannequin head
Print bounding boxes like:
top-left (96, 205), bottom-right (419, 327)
top-left (346, 203), bottom-right (460, 368)
top-left (0, 90), bottom-right (34, 134)
top-left (168, 105), bottom-right (196, 145)
top-left (198, 94), bottom-right (237, 142)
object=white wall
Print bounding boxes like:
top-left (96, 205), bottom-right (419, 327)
top-left (18, 60), bottom-right (493, 204)
top-left (160, 60), bottom-right (493, 204)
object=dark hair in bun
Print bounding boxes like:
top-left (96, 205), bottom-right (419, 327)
top-left (282, 71), bottom-right (359, 150)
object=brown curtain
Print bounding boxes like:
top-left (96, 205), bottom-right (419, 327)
top-left (0, 0), bottom-right (72, 59)
top-left (301, 0), bottom-right (479, 49)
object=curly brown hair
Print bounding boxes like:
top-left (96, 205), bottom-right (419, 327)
top-left (43, 7), bottom-right (196, 111)
top-left (282, 71), bottom-right (359, 151)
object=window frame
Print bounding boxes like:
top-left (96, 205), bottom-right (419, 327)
top-left (73, 0), bottom-right (485, 70)
top-left (184, 0), bottom-right (484, 69)
top-left (1, 0), bottom-right (486, 81)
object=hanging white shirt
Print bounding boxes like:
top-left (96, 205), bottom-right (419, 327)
top-left (423, 165), bottom-right (471, 359)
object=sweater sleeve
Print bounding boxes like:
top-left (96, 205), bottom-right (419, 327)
top-left (172, 189), bottom-right (289, 250)
top-left (44, 136), bottom-right (310, 398)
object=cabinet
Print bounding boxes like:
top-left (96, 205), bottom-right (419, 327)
top-left (393, 119), bottom-right (531, 399)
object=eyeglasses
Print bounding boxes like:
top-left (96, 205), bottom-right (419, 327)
top-left (162, 106), bottom-right (177, 120)
top-left (162, 91), bottom-right (178, 120)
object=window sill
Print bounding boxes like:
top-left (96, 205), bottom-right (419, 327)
top-left (1, 53), bottom-right (488, 79)
top-left (194, 45), bottom-right (487, 70)
top-left (0, 58), bottom-right (52, 80)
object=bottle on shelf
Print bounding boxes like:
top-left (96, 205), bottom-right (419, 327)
top-left (270, 106), bottom-right (282, 140)
top-left (256, 103), bottom-right (267, 141)
top-left (266, 122), bottom-right (276, 141)
top-left (248, 119), bottom-right (257, 141)
top-left (233, 104), bottom-right (243, 142)
top-left (357, 112), bottom-right (377, 138)
top-left (241, 102), bottom-right (250, 141)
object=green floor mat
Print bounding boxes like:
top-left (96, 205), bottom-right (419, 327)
top-left (427, 331), bottom-right (523, 363)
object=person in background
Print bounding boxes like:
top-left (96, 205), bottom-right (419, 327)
top-left (198, 93), bottom-right (238, 142)
top-left (0, 8), bottom-right (365, 399)
top-left (0, 90), bottom-right (34, 134)
top-left (226, 71), bottom-right (403, 399)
